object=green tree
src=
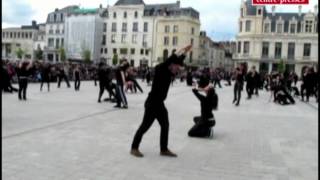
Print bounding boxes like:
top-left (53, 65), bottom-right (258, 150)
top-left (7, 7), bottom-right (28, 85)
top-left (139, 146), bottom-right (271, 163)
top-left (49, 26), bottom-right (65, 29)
top-left (59, 48), bottom-right (66, 62)
top-left (82, 49), bottom-right (91, 64)
top-left (112, 53), bottom-right (118, 66)
top-left (35, 47), bottom-right (43, 60)
top-left (278, 59), bottom-right (286, 73)
top-left (15, 48), bottom-right (24, 59)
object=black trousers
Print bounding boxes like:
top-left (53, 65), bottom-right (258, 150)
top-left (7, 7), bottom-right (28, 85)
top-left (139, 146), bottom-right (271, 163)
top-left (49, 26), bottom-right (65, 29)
top-left (132, 79), bottom-right (143, 93)
top-left (233, 83), bottom-right (242, 105)
top-left (188, 116), bottom-right (215, 138)
top-left (18, 78), bottom-right (28, 100)
top-left (74, 78), bottom-right (80, 90)
top-left (57, 75), bottom-right (70, 88)
top-left (40, 78), bottom-right (50, 91)
top-left (214, 80), bottom-right (222, 88)
top-left (246, 84), bottom-right (254, 98)
top-left (132, 103), bottom-right (169, 151)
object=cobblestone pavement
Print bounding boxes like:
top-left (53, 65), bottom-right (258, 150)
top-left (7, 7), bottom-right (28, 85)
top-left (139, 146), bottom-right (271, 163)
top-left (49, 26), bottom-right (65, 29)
top-left (2, 80), bottom-right (318, 180)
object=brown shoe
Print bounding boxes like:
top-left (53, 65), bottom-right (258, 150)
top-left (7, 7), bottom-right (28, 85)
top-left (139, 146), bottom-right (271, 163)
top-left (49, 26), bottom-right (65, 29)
top-left (160, 149), bottom-right (177, 157)
top-left (130, 149), bottom-right (144, 157)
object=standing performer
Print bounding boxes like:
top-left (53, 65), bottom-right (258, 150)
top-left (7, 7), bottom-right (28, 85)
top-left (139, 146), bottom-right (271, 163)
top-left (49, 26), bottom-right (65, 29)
top-left (74, 65), bottom-right (81, 91)
top-left (17, 60), bottom-right (33, 100)
top-left (114, 60), bottom-right (129, 108)
top-left (40, 62), bottom-right (51, 92)
top-left (130, 45), bottom-right (192, 158)
top-left (233, 66), bottom-right (244, 106)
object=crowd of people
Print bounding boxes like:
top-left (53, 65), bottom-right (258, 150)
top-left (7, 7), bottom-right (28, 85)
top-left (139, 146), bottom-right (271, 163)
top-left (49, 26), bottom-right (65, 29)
top-left (1, 44), bottom-right (318, 158)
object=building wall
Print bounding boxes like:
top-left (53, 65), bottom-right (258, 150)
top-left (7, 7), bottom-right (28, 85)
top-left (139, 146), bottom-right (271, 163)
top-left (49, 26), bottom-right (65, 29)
top-left (153, 16), bottom-right (200, 67)
top-left (65, 14), bottom-right (103, 62)
top-left (101, 5), bottom-right (154, 67)
top-left (2, 28), bottom-right (38, 60)
top-left (234, 1), bottom-right (318, 75)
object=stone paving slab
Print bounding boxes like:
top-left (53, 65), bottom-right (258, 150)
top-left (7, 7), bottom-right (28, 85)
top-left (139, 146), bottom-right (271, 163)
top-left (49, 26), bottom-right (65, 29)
top-left (2, 80), bottom-right (318, 180)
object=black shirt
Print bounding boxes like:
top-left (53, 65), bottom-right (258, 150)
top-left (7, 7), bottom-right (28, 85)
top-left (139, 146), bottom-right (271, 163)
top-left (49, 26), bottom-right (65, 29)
top-left (115, 67), bottom-right (125, 85)
top-left (146, 54), bottom-right (185, 105)
top-left (192, 88), bottom-right (218, 120)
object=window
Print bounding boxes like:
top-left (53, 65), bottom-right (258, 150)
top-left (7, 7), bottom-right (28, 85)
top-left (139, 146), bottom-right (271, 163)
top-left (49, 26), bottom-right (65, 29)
top-left (102, 35), bottom-right (106, 45)
top-left (245, 20), bottom-right (251, 32)
top-left (21, 32), bottom-right (24, 38)
top-left (173, 25), bottom-right (178, 33)
top-left (264, 23), bottom-right (270, 33)
top-left (132, 34), bottom-right (137, 44)
top-left (303, 43), bottom-right (311, 57)
top-left (131, 48), bottom-right (135, 55)
top-left (111, 35), bottom-right (116, 43)
top-left (243, 41), bottom-right (250, 54)
top-left (239, 21), bottom-right (242, 32)
top-left (29, 32), bottom-right (32, 39)
top-left (56, 29), bottom-right (60, 34)
top-left (112, 23), bottom-right (117, 32)
top-left (10, 32), bottom-right (12, 38)
top-left (122, 23), bottom-right (127, 32)
top-left (61, 38), bottom-right (64, 47)
top-left (145, 50), bottom-right (149, 55)
top-left (305, 20), bottom-right (313, 33)
top-left (315, 22), bottom-right (318, 33)
top-left (48, 38), bottom-right (54, 47)
top-left (113, 12), bottom-right (117, 18)
top-left (275, 42), bottom-right (282, 59)
top-left (191, 38), bottom-right (194, 45)
top-left (113, 48), bottom-right (117, 54)
top-left (241, 8), bottom-right (244, 17)
top-left (56, 39), bottom-right (60, 48)
top-left (101, 48), bottom-right (103, 54)
top-left (25, 32), bottom-right (28, 38)
top-left (258, 9), bottom-right (262, 15)
top-left (238, 42), bottom-right (241, 53)
top-left (141, 49), bottom-right (144, 55)
top-left (165, 25), bottom-right (170, 33)
top-left (121, 34), bottom-right (127, 43)
top-left (290, 23), bottom-right (296, 33)
top-left (144, 22), bottom-right (148, 32)
top-left (164, 36), bottom-right (169, 46)
top-left (173, 37), bottom-right (178, 46)
top-left (124, 12), bottom-right (127, 18)
top-left (104, 48), bottom-right (108, 54)
top-left (133, 22), bottom-right (138, 32)
top-left (103, 23), bottom-right (107, 32)
top-left (120, 48), bottom-right (128, 55)
top-left (262, 42), bottom-right (269, 58)
top-left (134, 11), bottom-right (138, 18)
top-left (17, 32), bottom-right (20, 38)
top-left (189, 51), bottom-right (193, 62)
top-left (143, 35), bottom-right (147, 47)
top-left (13, 32), bottom-right (16, 38)
top-left (191, 27), bottom-right (195, 35)
top-left (287, 42), bottom-right (295, 60)
top-left (276, 23), bottom-right (283, 33)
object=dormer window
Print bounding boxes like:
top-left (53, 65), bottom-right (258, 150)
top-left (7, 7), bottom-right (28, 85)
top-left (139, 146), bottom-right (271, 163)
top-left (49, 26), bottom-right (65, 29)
top-left (258, 9), bottom-right (262, 15)
top-left (276, 22), bottom-right (283, 33)
top-left (113, 12), bottom-right (117, 18)
top-left (245, 20), bottom-right (251, 32)
top-left (305, 20), bottom-right (313, 33)
top-left (124, 12), bottom-right (127, 18)
top-left (134, 11), bottom-right (138, 18)
top-left (264, 22), bottom-right (270, 33)
top-left (240, 8), bottom-right (244, 17)
top-left (290, 23), bottom-right (296, 33)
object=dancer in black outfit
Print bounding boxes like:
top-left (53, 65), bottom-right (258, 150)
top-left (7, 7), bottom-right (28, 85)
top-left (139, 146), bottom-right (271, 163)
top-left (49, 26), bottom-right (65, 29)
top-left (74, 65), bottom-right (81, 91)
top-left (57, 64), bottom-right (71, 88)
top-left (131, 45), bottom-right (192, 158)
top-left (188, 76), bottom-right (218, 138)
top-left (233, 67), bottom-right (244, 106)
top-left (40, 63), bottom-right (51, 92)
top-left (17, 60), bottom-right (33, 100)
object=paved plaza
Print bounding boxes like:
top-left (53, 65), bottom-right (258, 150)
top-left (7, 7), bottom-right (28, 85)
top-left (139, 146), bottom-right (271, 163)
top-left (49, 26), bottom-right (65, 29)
top-left (2, 80), bottom-right (318, 180)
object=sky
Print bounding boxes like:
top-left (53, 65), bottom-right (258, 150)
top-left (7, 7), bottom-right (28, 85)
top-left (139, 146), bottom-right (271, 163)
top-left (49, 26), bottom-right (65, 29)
top-left (2, 0), bottom-right (318, 41)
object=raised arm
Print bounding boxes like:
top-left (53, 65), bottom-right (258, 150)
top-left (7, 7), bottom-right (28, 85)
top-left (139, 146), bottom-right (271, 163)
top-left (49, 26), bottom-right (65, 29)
top-left (192, 88), bottom-right (205, 102)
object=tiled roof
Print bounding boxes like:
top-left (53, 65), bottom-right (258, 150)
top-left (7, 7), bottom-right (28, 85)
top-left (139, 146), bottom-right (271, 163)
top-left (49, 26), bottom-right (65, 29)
top-left (114, 0), bottom-right (145, 6)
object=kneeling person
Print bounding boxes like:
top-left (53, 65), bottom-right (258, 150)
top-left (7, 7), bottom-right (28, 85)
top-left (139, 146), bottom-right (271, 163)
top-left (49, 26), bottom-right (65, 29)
top-left (188, 77), bottom-right (218, 138)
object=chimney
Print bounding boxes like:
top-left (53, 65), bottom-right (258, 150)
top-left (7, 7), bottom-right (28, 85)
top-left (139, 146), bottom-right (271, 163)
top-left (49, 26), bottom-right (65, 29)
top-left (272, 6), bottom-right (276, 16)
top-left (298, 5), bottom-right (302, 16)
top-left (177, 0), bottom-right (180, 7)
top-left (32, 20), bottom-right (36, 26)
top-left (55, 8), bottom-right (59, 12)
top-left (315, 5), bottom-right (318, 14)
